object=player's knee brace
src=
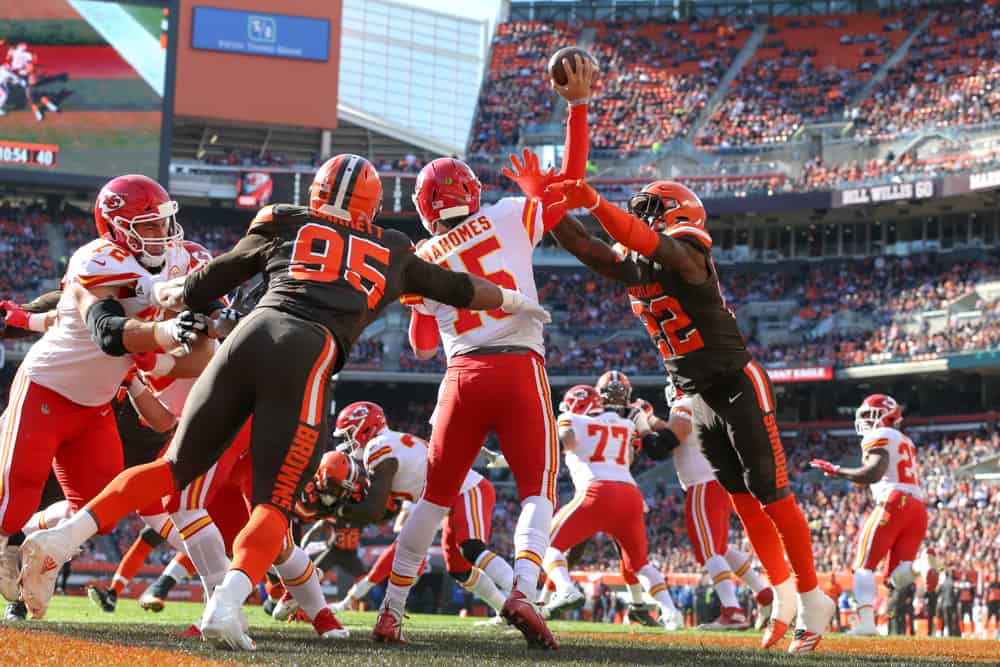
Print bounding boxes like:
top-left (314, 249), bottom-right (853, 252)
top-left (139, 526), bottom-right (166, 548)
top-left (460, 539), bottom-right (487, 566)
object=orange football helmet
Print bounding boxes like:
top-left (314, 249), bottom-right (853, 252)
top-left (596, 370), bottom-right (632, 410)
top-left (310, 154), bottom-right (382, 226)
top-left (315, 450), bottom-right (363, 498)
top-left (627, 180), bottom-right (706, 232)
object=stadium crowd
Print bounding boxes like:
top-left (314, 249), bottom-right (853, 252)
top-left (0, 203), bottom-right (54, 304)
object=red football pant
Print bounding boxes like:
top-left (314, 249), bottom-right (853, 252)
top-left (425, 352), bottom-right (557, 505)
top-left (853, 490), bottom-right (928, 575)
top-left (206, 448), bottom-right (253, 553)
top-left (685, 480), bottom-right (732, 566)
top-left (550, 480), bottom-right (649, 572)
top-left (442, 478), bottom-right (495, 572)
top-left (163, 420), bottom-right (252, 514)
top-left (0, 372), bottom-right (123, 534)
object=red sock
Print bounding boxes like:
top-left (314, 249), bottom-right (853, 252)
top-left (764, 495), bottom-right (818, 592)
top-left (111, 538), bottom-right (155, 594)
top-left (230, 505), bottom-right (288, 585)
top-left (87, 460), bottom-right (177, 534)
top-left (175, 553), bottom-right (196, 577)
top-left (621, 564), bottom-right (639, 586)
top-left (730, 492), bottom-right (791, 587)
top-left (544, 577), bottom-right (557, 592)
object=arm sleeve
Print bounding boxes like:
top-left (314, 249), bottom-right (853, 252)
top-left (408, 309), bottom-right (440, 353)
top-left (400, 254), bottom-right (475, 309)
top-left (558, 104), bottom-right (589, 180)
top-left (182, 233), bottom-right (270, 312)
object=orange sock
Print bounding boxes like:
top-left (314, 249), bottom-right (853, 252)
top-left (764, 495), bottom-right (818, 592)
top-left (111, 538), bottom-right (155, 594)
top-left (730, 492), bottom-right (791, 587)
top-left (230, 505), bottom-right (288, 585)
top-left (87, 460), bottom-right (177, 533)
top-left (175, 553), bottom-right (196, 577)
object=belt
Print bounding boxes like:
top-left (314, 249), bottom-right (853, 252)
top-left (454, 345), bottom-right (535, 357)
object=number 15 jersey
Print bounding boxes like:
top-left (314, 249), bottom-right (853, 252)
top-left (406, 196), bottom-right (545, 359)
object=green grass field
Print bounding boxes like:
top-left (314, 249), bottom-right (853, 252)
top-left (6, 596), bottom-right (996, 666)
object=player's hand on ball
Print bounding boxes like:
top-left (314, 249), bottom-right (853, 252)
top-left (545, 179), bottom-right (600, 213)
top-left (499, 289), bottom-right (552, 324)
top-left (809, 458), bottom-right (840, 476)
top-left (502, 148), bottom-right (556, 199)
top-left (550, 52), bottom-right (598, 104)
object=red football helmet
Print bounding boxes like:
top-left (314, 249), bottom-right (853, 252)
top-left (559, 385), bottom-right (603, 416)
top-left (412, 157), bottom-right (481, 234)
top-left (310, 154), bottom-right (382, 226)
top-left (315, 450), bottom-right (363, 499)
top-left (596, 370), bottom-right (632, 410)
top-left (183, 240), bottom-right (213, 273)
top-left (333, 401), bottom-right (388, 451)
top-left (94, 174), bottom-right (182, 268)
top-left (855, 394), bottom-right (902, 434)
top-left (627, 180), bottom-right (706, 232)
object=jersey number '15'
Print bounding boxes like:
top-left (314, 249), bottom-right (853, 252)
top-left (288, 223), bottom-right (389, 309)
top-left (440, 232), bottom-right (517, 335)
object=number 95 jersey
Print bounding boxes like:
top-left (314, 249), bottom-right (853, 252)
top-left (861, 426), bottom-right (925, 503)
top-left (557, 410), bottom-right (637, 490)
top-left (405, 197), bottom-right (545, 359)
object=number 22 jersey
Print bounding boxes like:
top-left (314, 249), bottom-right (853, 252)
top-left (860, 426), bottom-right (925, 503)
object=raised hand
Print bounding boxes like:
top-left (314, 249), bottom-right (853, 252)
top-left (501, 148), bottom-right (556, 198)
top-left (544, 178), bottom-right (600, 213)
top-left (552, 54), bottom-right (599, 104)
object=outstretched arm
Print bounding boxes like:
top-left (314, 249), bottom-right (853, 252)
top-left (810, 449), bottom-right (889, 485)
top-left (549, 212), bottom-right (640, 283)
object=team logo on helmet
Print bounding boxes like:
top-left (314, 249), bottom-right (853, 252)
top-left (99, 192), bottom-right (126, 216)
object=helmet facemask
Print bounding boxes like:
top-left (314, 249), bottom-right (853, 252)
top-left (110, 200), bottom-right (183, 269)
top-left (627, 192), bottom-right (677, 232)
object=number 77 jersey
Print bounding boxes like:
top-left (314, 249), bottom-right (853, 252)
top-left (404, 196), bottom-right (545, 358)
top-left (557, 410), bottom-right (638, 490)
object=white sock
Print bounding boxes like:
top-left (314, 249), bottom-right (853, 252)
top-left (217, 569), bottom-right (253, 604)
top-left (384, 499), bottom-right (449, 615)
top-left (538, 585), bottom-right (554, 606)
top-left (853, 568), bottom-right (876, 609)
top-left (512, 495), bottom-right (552, 597)
top-left (637, 564), bottom-right (677, 613)
top-left (725, 548), bottom-right (769, 594)
top-left (173, 510), bottom-right (229, 595)
top-left (858, 605), bottom-right (875, 628)
top-left (542, 547), bottom-right (574, 593)
top-left (161, 555), bottom-right (192, 582)
top-left (60, 507), bottom-right (99, 549)
top-left (628, 583), bottom-right (644, 605)
top-left (23, 500), bottom-right (72, 536)
top-left (142, 513), bottom-right (186, 553)
top-left (889, 560), bottom-right (915, 590)
top-left (475, 550), bottom-right (513, 594)
top-left (345, 576), bottom-right (374, 602)
top-left (706, 555), bottom-right (739, 608)
top-left (460, 566), bottom-right (506, 611)
top-left (274, 546), bottom-right (326, 619)
top-left (772, 577), bottom-right (797, 625)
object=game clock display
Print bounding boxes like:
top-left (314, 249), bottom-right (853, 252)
top-left (0, 140), bottom-right (58, 167)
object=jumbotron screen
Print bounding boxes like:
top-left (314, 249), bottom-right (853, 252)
top-left (0, 0), bottom-right (167, 180)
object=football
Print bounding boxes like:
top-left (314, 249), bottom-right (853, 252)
top-left (548, 46), bottom-right (598, 86)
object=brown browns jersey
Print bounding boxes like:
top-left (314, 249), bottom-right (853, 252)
top-left (617, 233), bottom-right (750, 394)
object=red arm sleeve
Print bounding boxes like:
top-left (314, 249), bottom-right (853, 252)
top-left (408, 309), bottom-right (440, 355)
top-left (592, 198), bottom-right (660, 258)
top-left (558, 104), bottom-right (589, 180)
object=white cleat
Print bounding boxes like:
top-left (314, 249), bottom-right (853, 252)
top-left (659, 607), bottom-right (685, 631)
top-left (474, 614), bottom-right (508, 630)
top-left (271, 593), bottom-right (299, 621)
top-left (0, 541), bottom-right (20, 601)
top-left (543, 586), bottom-right (584, 618)
top-left (200, 593), bottom-right (255, 651)
top-left (329, 597), bottom-right (352, 613)
top-left (18, 528), bottom-right (76, 619)
top-left (845, 623), bottom-right (879, 637)
top-left (788, 589), bottom-right (835, 654)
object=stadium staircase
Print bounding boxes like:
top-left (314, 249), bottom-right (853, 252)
top-left (45, 218), bottom-right (68, 273)
top-left (847, 10), bottom-right (938, 113)
top-left (687, 22), bottom-right (769, 141)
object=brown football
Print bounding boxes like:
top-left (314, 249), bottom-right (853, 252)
top-left (548, 46), bottom-right (598, 86)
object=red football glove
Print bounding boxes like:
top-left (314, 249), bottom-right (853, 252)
top-left (544, 179), bottom-right (600, 214)
top-left (501, 148), bottom-right (556, 199)
top-left (0, 300), bottom-right (30, 329)
top-left (809, 458), bottom-right (840, 476)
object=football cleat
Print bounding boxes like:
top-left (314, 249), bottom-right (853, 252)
top-left (18, 527), bottom-right (77, 619)
top-left (761, 618), bottom-right (790, 649)
top-left (626, 603), bottom-right (660, 627)
top-left (372, 606), bottom-right (407, 644)
top-left (754, 587), bottom-right (774, 631)
top-left (542, 586), bottom-right (584, 618)
top-left (271, 590), bottom-right (299, 621)
top-left (200, 592), bottom-right (256, 651)
top-left (0, 542), bottom-right (19, 601)
top-left (4, 599), bottom-right (27, 622)
top-left (138, 590), bottom-right (165, 612)
top-left (87, 585), bottom-right (117, 613)
top-left (176, 624), bottom-right (202, 638)
top-left (659, 607), bottom-right (684, 631)
top-left (699, 606), bottom-right (750, 630)
top-left (501, 590), bottom-right (558, 650)
top-left (473, 614), bottom-right (508, 630)
top-left (313, 607), bottom-right (349, 639)
top-left (788, 628), bottom-right (823, 653)
top-left (329, 597), bottom-right (353, 613)
top-left (788, 589), bottom-right (835, 654)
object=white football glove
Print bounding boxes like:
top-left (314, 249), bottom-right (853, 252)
top-left (481, 447), bottom-right (509, 469)
top-left (136, 275), bottom-right (188, 311)
top-left (499, 288), bottom-right (551, 324)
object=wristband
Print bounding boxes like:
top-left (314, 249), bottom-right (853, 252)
top-left (568, 97), bottom-right (590, 106)
top-left (27, 312), bottom-right (48, 332)
top-left (499, 288), bottom-right (522, 312)
top-left (149, 353), bottom-right (176, 377)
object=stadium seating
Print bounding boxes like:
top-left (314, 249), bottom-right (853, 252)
top-left (0, 205), bottom-right (54, 304)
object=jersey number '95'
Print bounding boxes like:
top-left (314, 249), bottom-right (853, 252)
top-left (288, 223), bottom-right (390, 309)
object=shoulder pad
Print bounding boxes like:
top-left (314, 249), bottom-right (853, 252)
top-left (75, 242), bottom-right (144, 289)
top-left (861, 427), bottom-right (897, 452)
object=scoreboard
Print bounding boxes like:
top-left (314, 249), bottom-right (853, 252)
top-left (0, 141), bottom-right (59, 168)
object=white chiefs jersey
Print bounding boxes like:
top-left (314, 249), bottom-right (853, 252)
top-left (557, 411), bottom-right (638, 489)
top-left (861, 426), bottom-right (925, 503)
top-left (669, 396), bottom-right (717, 490)
top-left (20, 238), bottom-right (205, 407)
top-left (362, 429), bottom-right (484, 503)
top-left (8, 48), bottom-right (33, 73)
top-left (407, 197), bottom-right (545, 358)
